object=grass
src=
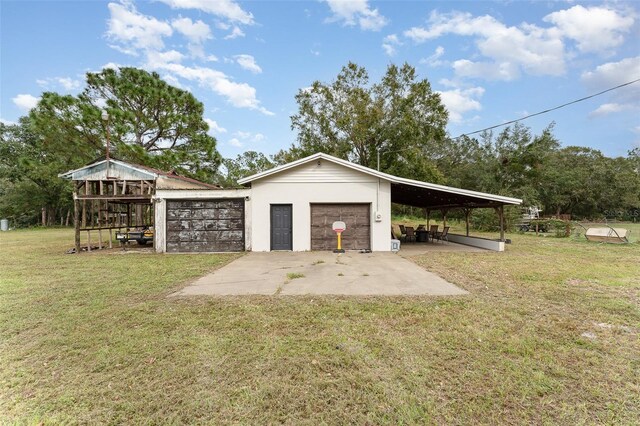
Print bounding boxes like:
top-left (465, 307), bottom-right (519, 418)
top-left (1, 228), bottom-right (639, 424)
top-left (286, 272), bottom-right (305, 280)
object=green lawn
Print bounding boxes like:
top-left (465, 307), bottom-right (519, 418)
top-left (1, 228), bottom-right (639, 424)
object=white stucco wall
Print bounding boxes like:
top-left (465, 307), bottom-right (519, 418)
top-left (153, 189), bottom-right (251, 253)
top-left (249, 160), bottom-right (391, 251)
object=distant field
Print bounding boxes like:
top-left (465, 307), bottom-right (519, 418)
top-left (1, 228), bottom-right (639, 424)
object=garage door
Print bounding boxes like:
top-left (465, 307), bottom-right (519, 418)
top-left (166, 199), bottom-right (244, 252)
top-left (310, 203), bottom-right (370, 251)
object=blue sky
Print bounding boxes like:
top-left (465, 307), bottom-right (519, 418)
top-left (1, 0), bottom-right (639, 158)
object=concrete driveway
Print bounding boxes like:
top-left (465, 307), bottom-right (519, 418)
top-left (172, 251), bottom-right (467, 296)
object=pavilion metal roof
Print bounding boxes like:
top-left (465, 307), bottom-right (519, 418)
top-left (239, 152), bottom-right (522, 210)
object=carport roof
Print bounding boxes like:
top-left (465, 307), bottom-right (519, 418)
top-left (238, 152), bottom-right (522, 210)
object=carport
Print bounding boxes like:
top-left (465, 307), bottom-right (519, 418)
top-left (389, 176), bottom-right (522, 250)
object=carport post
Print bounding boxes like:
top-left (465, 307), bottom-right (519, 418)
top-left (73, 182), bottom-right (81, 253)
top-left (426, 209), bottom-right (430, 229)
top-left (441, 209), bottom-right (448, 229)
top-left (463, 208), bottom-right (471, 237)
top-left (498, 205), bottom-right (505, 242)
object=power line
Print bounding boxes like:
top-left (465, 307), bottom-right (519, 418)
top-left (454, 77), bottom-right (640, 139)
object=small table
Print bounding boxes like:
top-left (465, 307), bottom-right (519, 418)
top-left (416, 230), bottom-right (429, 242)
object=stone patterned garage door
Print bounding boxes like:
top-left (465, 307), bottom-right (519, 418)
top-left (310, 203), bottom-right (370, 251)
top-left (166, 199), bottom-right (244, 252)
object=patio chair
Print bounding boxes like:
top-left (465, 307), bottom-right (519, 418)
top-left (428, 225), bottom-right (439, 242)
top-left (405, 226), bottom-right (416, 243)
top-left (417, 224), bottom-right (426, 231)
top-left (435, 226), bottom-right (450, 244)
top-left (398, 224), bottom-right (407, 242)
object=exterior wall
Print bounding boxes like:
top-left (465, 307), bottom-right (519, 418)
top-left (250, 160), bottom-right (391, 251)
top-left (154, 189), bottom-right (251, 253)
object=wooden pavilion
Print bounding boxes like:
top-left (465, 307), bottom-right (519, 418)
top-left (59, 158), bottom-right (219, 253)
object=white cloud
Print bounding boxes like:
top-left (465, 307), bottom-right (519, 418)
top-left (205, 118), bottom-right (227, 135)
top-left (57, 77), bottom-right (82, 91)
top-left (155, 63), bottom-right (273, 115)
top-left (582, 56), bottom-right (640, 116)
top-left (404, 11), bottom-right (565, 80)
top-left (324, 0), bottom-right (388, 31)
top-left (102, 62), bottom-right (122, 70)
top-left (215, 21), bottom-right (231, 30)
top-left (419, 46), bottom-right (446, 67)
top-left (382, 34), bottom-right (401, 56)
top-left (161, 73), bottom-right (187, 89)
top-left (436, 85), bottom-right (485, 123)
top-left (145, 50), bottom-right (184, 68)
top-left (12, 94), bottom-right (40, 111)
top-left (234, 54), bottom-right (262, 74)
top-left (228, 137), bottom-right (243, 147)
top-left (589, 103), bottom-right (635, 117)
top-left (310, 49), bottom-right (320, 56)
top-left (581, 56), bottom-right (640, 90)
top-left (106, 2), bottom-right (173, 54)
top-left (224, 26), bottom-right (245, 40)
top-left (452, 59), bottom-right (520, 81)
top-left (158, 0), bottom-right (254, 24)
top-left (172, 17), bottom-right (212, 44)
top-left (233, 130), bottom-right (265, 144)
top-left (544, 5), bottom-right (634, 54)
top-left (36, 76), bottom-right (82, 91)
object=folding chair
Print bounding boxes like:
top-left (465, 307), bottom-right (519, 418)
top-left (435, 226), bottom-right (450, 243)
top-left (405, 226), bottom-right (416, 243)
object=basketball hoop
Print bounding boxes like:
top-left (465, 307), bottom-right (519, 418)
top-left (332, 221), bottom-right (346, 253)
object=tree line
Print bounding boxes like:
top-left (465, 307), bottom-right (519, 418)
top-left (1, 64), bottom-right (638, 227)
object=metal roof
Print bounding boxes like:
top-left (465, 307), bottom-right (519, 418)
top-left (238, 152), bottom-right (522, 209)
top-left (59, 158), bottom-right (221, 190)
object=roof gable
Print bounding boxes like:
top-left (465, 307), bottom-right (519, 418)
top-left (59, 159), bottom-right (220, 190)
top-left (59, 159), bottom-right (157, 181)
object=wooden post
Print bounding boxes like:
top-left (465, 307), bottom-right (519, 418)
top-left (464, 208), bottom-right (471, 237)
top-left (441, 209), bottom-right (448, 229)
top-left (498, 205), bottom-right (505, 242)
top-left (109, 229), bottom-right (113, 249)
top-left (426, 210), bottom-right (430, 229)
top-left (87, 230), bottom-right (91, 252)
top-left (74, 183), bottom-right (81, 253)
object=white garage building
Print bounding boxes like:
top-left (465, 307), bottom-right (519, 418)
top-left (153, 152), bottom-right (522, 253)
